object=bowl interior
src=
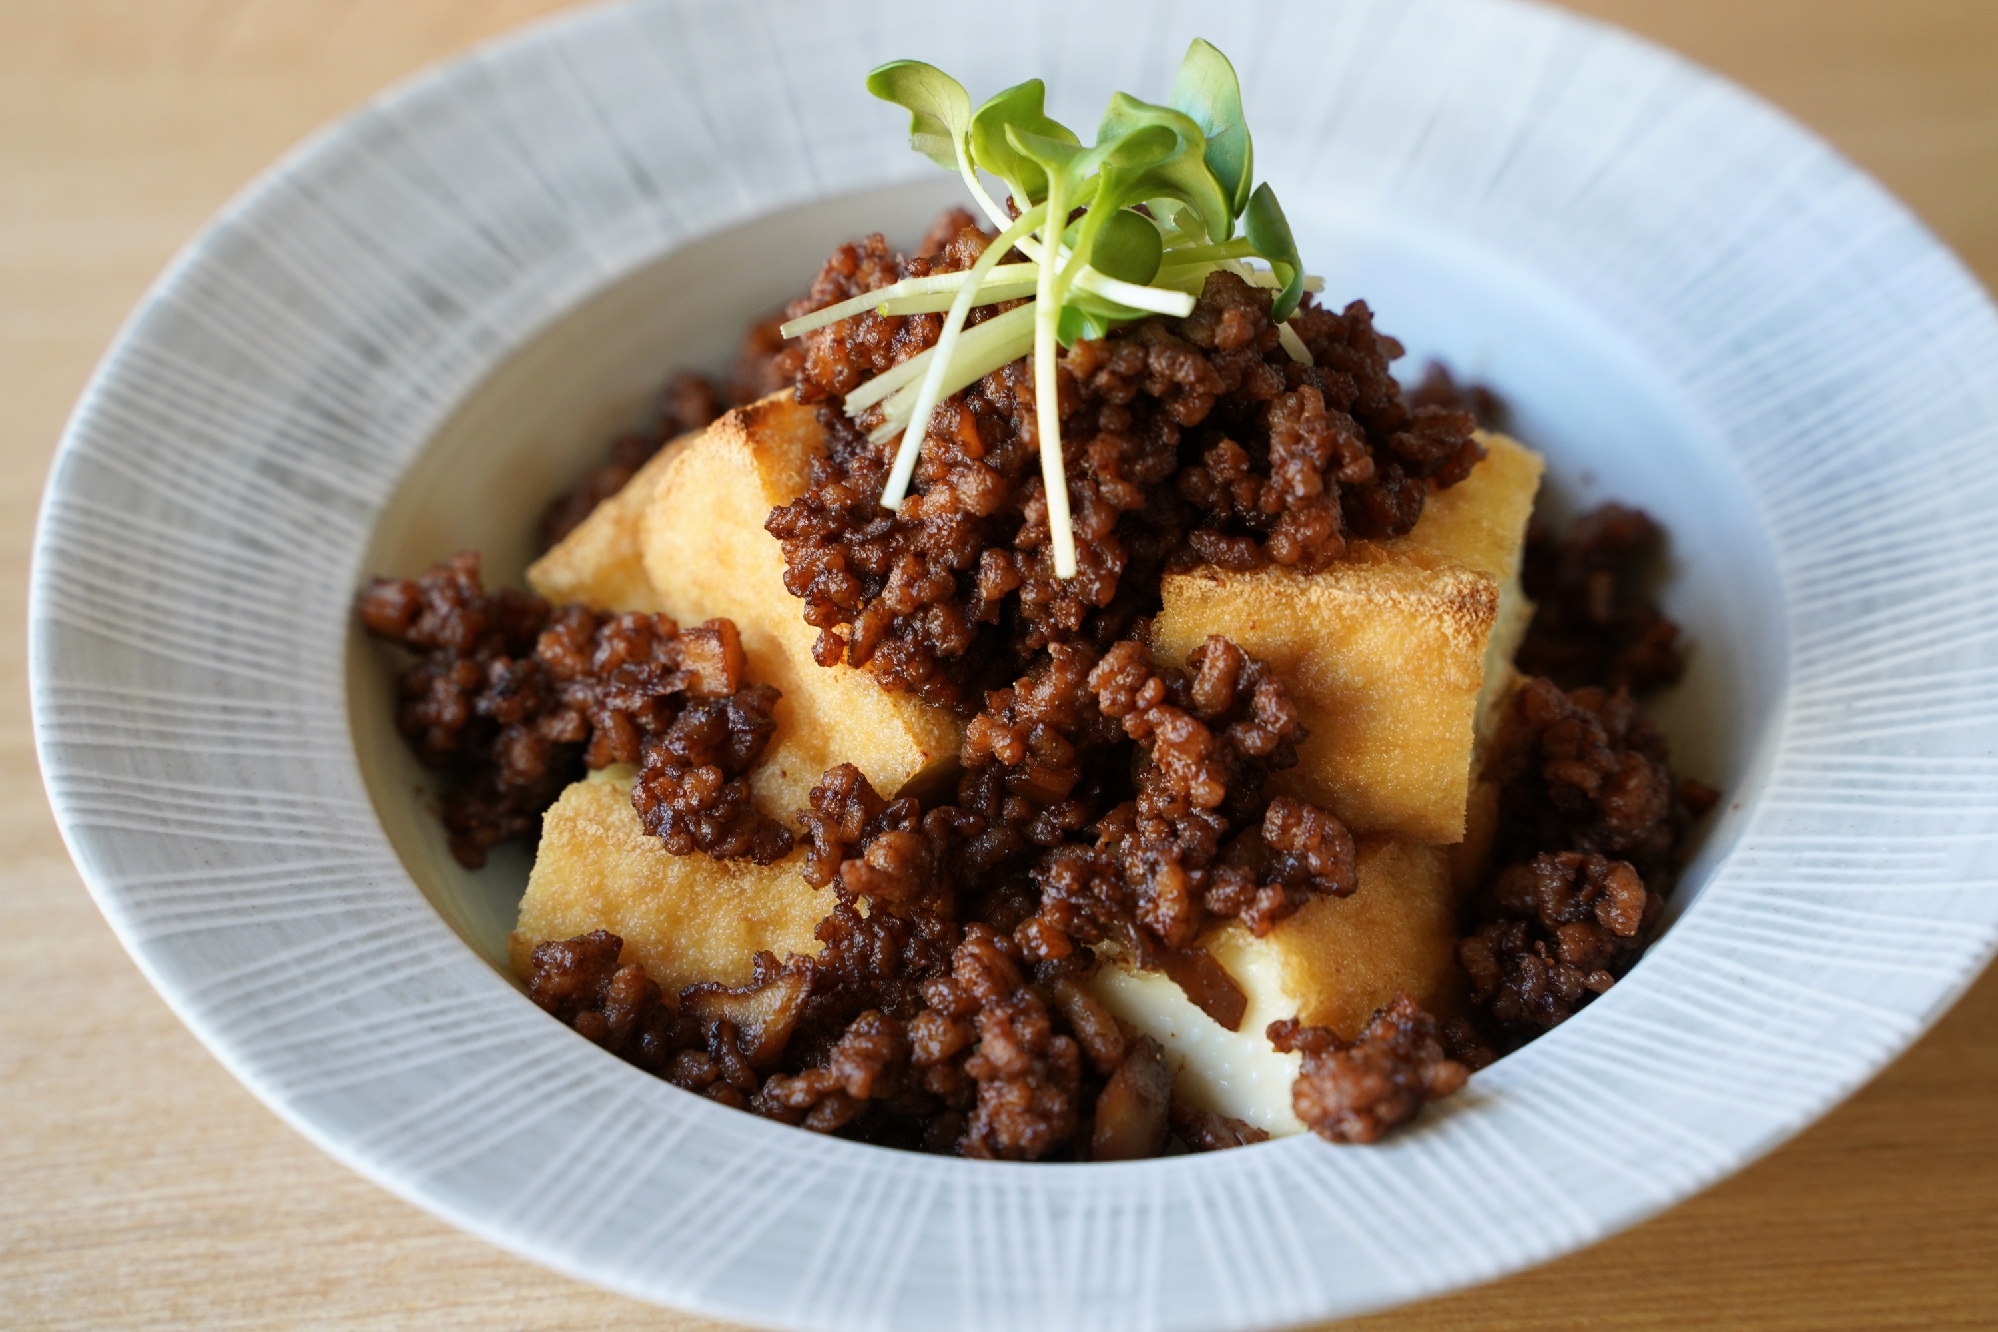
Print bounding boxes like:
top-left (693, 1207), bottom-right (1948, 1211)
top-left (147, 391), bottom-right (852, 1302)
top-left (48, 1), bottom-right (1998, 1323)
top-left (353, 177), bottom-right (1789, 979)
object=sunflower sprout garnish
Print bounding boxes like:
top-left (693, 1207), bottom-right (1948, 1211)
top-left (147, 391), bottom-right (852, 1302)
top-left (813, 40), bottom-right (1317, 579)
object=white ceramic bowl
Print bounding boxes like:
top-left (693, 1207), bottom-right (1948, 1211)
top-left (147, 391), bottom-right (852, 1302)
top-left (31, 1), bottom-right (1998, 1327)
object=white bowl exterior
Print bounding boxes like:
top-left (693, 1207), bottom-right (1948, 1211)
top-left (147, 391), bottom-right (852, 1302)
top-left (30, 1), bottom-right (1998, 1329)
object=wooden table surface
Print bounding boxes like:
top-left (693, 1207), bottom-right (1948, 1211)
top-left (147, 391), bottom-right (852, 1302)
top-left (4, 2), bottom-right (1995, 1328)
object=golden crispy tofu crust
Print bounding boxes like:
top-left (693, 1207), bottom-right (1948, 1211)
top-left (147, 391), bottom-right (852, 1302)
top-left (638, 395), bottom-right (961, 822)
top-left (1390, 432), bottom-right (1544, 592)
top-left (526, 430), bottom-right (700, 614)
top-left (1395, 431), bottom-right (1545, 748)
top-left (1402, 432), bottom-right (1544, 890)
top-left (1239, 836), bottom-right (1466, 1038)
top-left (508, 768), bottom-right (825, 994)
top-left (1152, 431), bottom-right (1543, 845)
top-left (1156, 552), bottom-right (1497, 844)
top-left (1087, 835), bottom-right (1465, 1133)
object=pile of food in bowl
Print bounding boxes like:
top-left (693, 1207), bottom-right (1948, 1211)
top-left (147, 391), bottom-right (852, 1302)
top-left (357, 41), bottom-right (1715, 1161)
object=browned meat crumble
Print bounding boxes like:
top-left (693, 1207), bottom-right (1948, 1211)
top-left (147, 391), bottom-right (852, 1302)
top-left (781, 631), bottom-right (1364, 1155)
top-left (359, 562), bottom-right (790, 868)
top-left (366, 212), bottom-right (1720, 1159)
top-left (357, 552), bottom-right (576, 868)
top-left (1456, 675), bottom-right (1717, 1041)
top-left (1405, 360), bottom-right (1510, 433)
top-left (766, 218), bottom-right (1484, 712)
top-left (1270, 995), bottom-right (1469, 1144)
top-left (1486, 676), bottom-right (1711, 886)
top-left (501, 622), bottom-right (1367, 1159)
top-left (1460, 852), bottom-right (1654, 1032)
top-left (1518, 503), bottom-right (1686, 693)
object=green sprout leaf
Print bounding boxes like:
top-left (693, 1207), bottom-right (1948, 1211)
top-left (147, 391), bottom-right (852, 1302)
top-left (1002, 124), bottom-right (1090, 187)
top-left (1052, 208), bottom-right (1160, 344)
top-left (865, 61), bottom-right (973, 171)
top-left (1076, 208), bottom-right (1163, 286)
top-left (1056, 287), bottom-right (1147, 344)
top-left (1169, 39), bottom-right (1254, 219)
top-left (1007, 121), bottom-right (1171, 250)
top-left (1243, 182), bottom-right (1304, 321)
top-left (970, 80), bottom-right (1079, 205)
top-left (848, 42), bottom-right (1318, 580)
top-left (1095, 93), bottom-right (1232, 243)
top-left (1056, 305), bottom-right (1109, 345)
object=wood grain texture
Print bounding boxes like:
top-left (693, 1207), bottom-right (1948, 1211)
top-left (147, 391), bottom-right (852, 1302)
top-left (2, 1), bottom-right (1993, 1328)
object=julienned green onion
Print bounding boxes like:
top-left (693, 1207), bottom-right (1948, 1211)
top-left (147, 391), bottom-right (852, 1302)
top-left (870, 282), bottom-right (1040, 317)
top-left (880, 200), bottom-right (1051, 505)
top-left (844, 300), bottom-right (1039, 416)
top-left (1275, 321), bottom-right (1313, 366)
top-left (871, 310), bottom-right (1039, 444)
top-left (778, 264), bottom-right (1040, 337)
top-left (825, 39), bottom-right (1319, 579)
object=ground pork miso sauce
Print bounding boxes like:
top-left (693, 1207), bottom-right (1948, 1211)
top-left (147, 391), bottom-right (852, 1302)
top-left (359, 211), bottom-right (1714, 1160)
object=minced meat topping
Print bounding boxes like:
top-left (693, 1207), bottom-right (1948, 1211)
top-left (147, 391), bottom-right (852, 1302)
top-left (1270, 996), bottom-right (1469, 1144)
top-left (1518, 503), bottom-right (1686, 694)
top-left (508, 615), bottom-right (1362, 1158)
top-left (359, 561), bottom-right (790, 869)
top-left (765, 218), bottom-right (1483, 711)
top-left (1457, 676), bottom-right (1718, 1041)
top-left (363, 213), bottom-right (1717, 1158)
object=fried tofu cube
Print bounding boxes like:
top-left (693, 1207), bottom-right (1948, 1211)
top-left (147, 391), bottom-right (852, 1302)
top-left (1156, 552), bottom-right (1496, 844)
top-left (1397, 432), bottom-right (1544, 887)
top-left (1152, 432), bottom-right (1543, 845)
top-left (1087, 838), bottom-right (1463, 1136)
top-left (1392, 433), bottom-right (1544, 600)
top-left (508, 767), bottom-right (825, 994)
top-left (1449, 772), bottom-right (1503, 897)
top-left (1392, 432), bottom-right (1545, 745)
top-left (529, 392), bottom-right (962, 820)
top-left (637, 394), bottom-right (961, 821)
top-left (526, 430), bottom-right (700, 615)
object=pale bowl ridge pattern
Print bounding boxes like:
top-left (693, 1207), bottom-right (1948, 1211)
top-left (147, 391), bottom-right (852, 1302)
top-left (28, 1), bottom-right (1998, 1328)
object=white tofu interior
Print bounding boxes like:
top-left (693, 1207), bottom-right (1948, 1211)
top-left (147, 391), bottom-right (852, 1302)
top-left (1089, 937), bottom-right (1307, 1136)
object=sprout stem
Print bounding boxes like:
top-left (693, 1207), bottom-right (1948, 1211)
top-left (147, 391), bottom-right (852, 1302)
top-left (843, 301), bottom-right (1038, 415)
top-left (1156, 237), bottom-right (1257, 263)
top-left (779, 264), bottom-right (1044, 337)
top-left (1276, 319), bottom-right (1313, 365)
top-left (955, 147), bottom-right (1018, 236)
top-left (868, 318), bottom-right (1036, 444)
top-left (1055, 196), bottom-right (1113, 307)
top-left (874, 280), bottom-right (1039, 316)
top-left (881, 203), bottom-right (1048, 509)
top-left (1088, 271), bottom-right (1196, 314)
top-left (1034, 171), bottom-right (1077, 579)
